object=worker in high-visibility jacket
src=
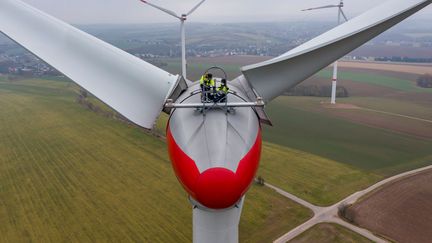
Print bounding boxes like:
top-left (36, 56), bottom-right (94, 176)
top-left (216, 79), bottom-right (229, 102)
top-left (200, 73), bottom-right (215, 102)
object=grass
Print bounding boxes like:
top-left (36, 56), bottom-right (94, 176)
top-left (155, 113), bottom-right (170, 136)
top-left (259, 142), bottom-right (380, 206)
top-left (317, 69), bottom-right (432, 93)
top-left (240, 185), bottom-right (312, 242)
top-left (344, 97), bottom-right (432, 120)
top-left (290, 223), bottom-right (373, 243)
top-left (0, 78), bottom-right (311, 242)
top-left (263, 96), bottom-right (432, 174)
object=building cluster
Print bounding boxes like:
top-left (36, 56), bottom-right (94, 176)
top-left (0, 53), bottom-right (60, 76)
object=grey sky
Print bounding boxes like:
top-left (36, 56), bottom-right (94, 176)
top-left (23, 0), bottom-right (432, 24)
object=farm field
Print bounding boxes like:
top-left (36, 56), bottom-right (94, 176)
top-left (0, 78), bottom-right (312, 242)
top-left (324, 105), bottom-right (432, 139)
top-left (282, 96), bottom-right (432, 140)
top-left (316, 69), bottom-right (432, 93)
top-left (349, 169), bottom-right (432, 243)
top-left (290, 223), bottom-right (373, 243)
top-left (264, 96), bottom-right (432, 176)
top-left (338, 61), bottom-right (432, 75)
top-left (342, 97), bottom-right (432, 120)
top-left (258, 142), bottom-right (380, 206)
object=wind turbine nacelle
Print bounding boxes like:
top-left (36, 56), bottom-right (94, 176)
top-left (166, 83), bottom-right (262, 209)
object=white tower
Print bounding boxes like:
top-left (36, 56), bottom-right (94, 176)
top-left (302, 0), bottom-right (349, 104)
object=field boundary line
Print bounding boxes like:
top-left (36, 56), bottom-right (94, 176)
top-left (359, 107), bottom-right (432, 124)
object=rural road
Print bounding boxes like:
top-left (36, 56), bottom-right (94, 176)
top-left (269, 164), bottom-right (432, 243)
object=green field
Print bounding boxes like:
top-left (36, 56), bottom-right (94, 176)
top-left (344, 97), bottom-right (432, 120)
top-left (264, 96), bottom-right (432, 175)
top-left (318, 69), bottom-right (432, 93)
top-left (259, 142), bottom-right (380, 206)
top-left (290, 223), bottom-right (373, 243)
top-left (0, 78), bottom-right (312, 242)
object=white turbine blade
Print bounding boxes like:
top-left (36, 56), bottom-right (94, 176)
top-left (139, 0), bottom-right (181, 19)
top-left (0, 0), bottom-right (179, 128)
top-left (340, 8), bottom-right (349, 21)
top-left (242, 0), bottom-right (432, 102)
top-left (187, 0), bottom-right (207, 16)
top-left (301, 5), bottom-right (340, 11)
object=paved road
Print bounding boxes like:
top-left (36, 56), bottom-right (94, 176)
top-left (270, 164), bottom-right (432, 243)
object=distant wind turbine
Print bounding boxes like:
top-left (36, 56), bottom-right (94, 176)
top-left (138, 0), bottom-right (207, 80)
top-left (302, 0), bottom-right (349, 104)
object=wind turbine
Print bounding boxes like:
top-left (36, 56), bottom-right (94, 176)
top-left (302, 0), bottom-right (349, 104)
top-left (138, 0), bottom-right (207, 80)
top-left (0, 0), bottom-right (431, 242)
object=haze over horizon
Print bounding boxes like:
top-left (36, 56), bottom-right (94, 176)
top-left (23, 0), bottom-right (432, 24)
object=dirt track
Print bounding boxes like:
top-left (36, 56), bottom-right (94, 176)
top-left (350, 169), bottom-right (432, 243)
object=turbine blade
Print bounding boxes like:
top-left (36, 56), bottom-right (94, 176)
top-left (340, 8), bottom-right (349, 21)
top-left (241, 0), bottom-right (432, 102)
top-left (140, 0), bottom-right (181, 19)
top-left (0, 0), bottom-right (179, 128)
top-left (187, 0), bottom-right (207, 16)
top-left (301, 5), bottom-right (340, 11)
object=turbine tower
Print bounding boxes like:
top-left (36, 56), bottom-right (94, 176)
top-left (139, 0), bottom-right (207, 80)
top-left (302, 0), bottom-right (349, 104)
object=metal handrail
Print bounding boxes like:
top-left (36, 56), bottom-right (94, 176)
top-left (165, 89), bottom-right (264, 110)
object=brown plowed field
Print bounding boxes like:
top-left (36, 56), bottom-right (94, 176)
top-left (350, 45), bottom-right (432, 59)
top-left (338, 61), bottom-right (432, 75)
top-left (350, 169), bottom-right (432, 243)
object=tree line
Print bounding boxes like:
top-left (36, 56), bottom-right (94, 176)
top-left (417, 74), bottom-right (432, 88)
top-left (285, 85), bottom-right (349, 98)
top-left (376, 57), bottom-right (432, 63)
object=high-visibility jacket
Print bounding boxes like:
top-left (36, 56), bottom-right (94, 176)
top-left (200, 75), bottom-right (215, 87)
top-left (217, 84), bottom-right (229, 94)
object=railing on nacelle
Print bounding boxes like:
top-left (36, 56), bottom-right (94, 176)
top-left (164, 98), bottom-right (265, 109)
top-left (164, 89), bottom-right (265, 110)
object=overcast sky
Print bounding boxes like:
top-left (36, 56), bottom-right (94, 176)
top-left (23, 0), bottom-right (432, 24)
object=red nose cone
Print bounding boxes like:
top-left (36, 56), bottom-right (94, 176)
top-left (195, 168), bottom-right (241, 209)
top-left (167, 126), bottom-right (262, 209)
